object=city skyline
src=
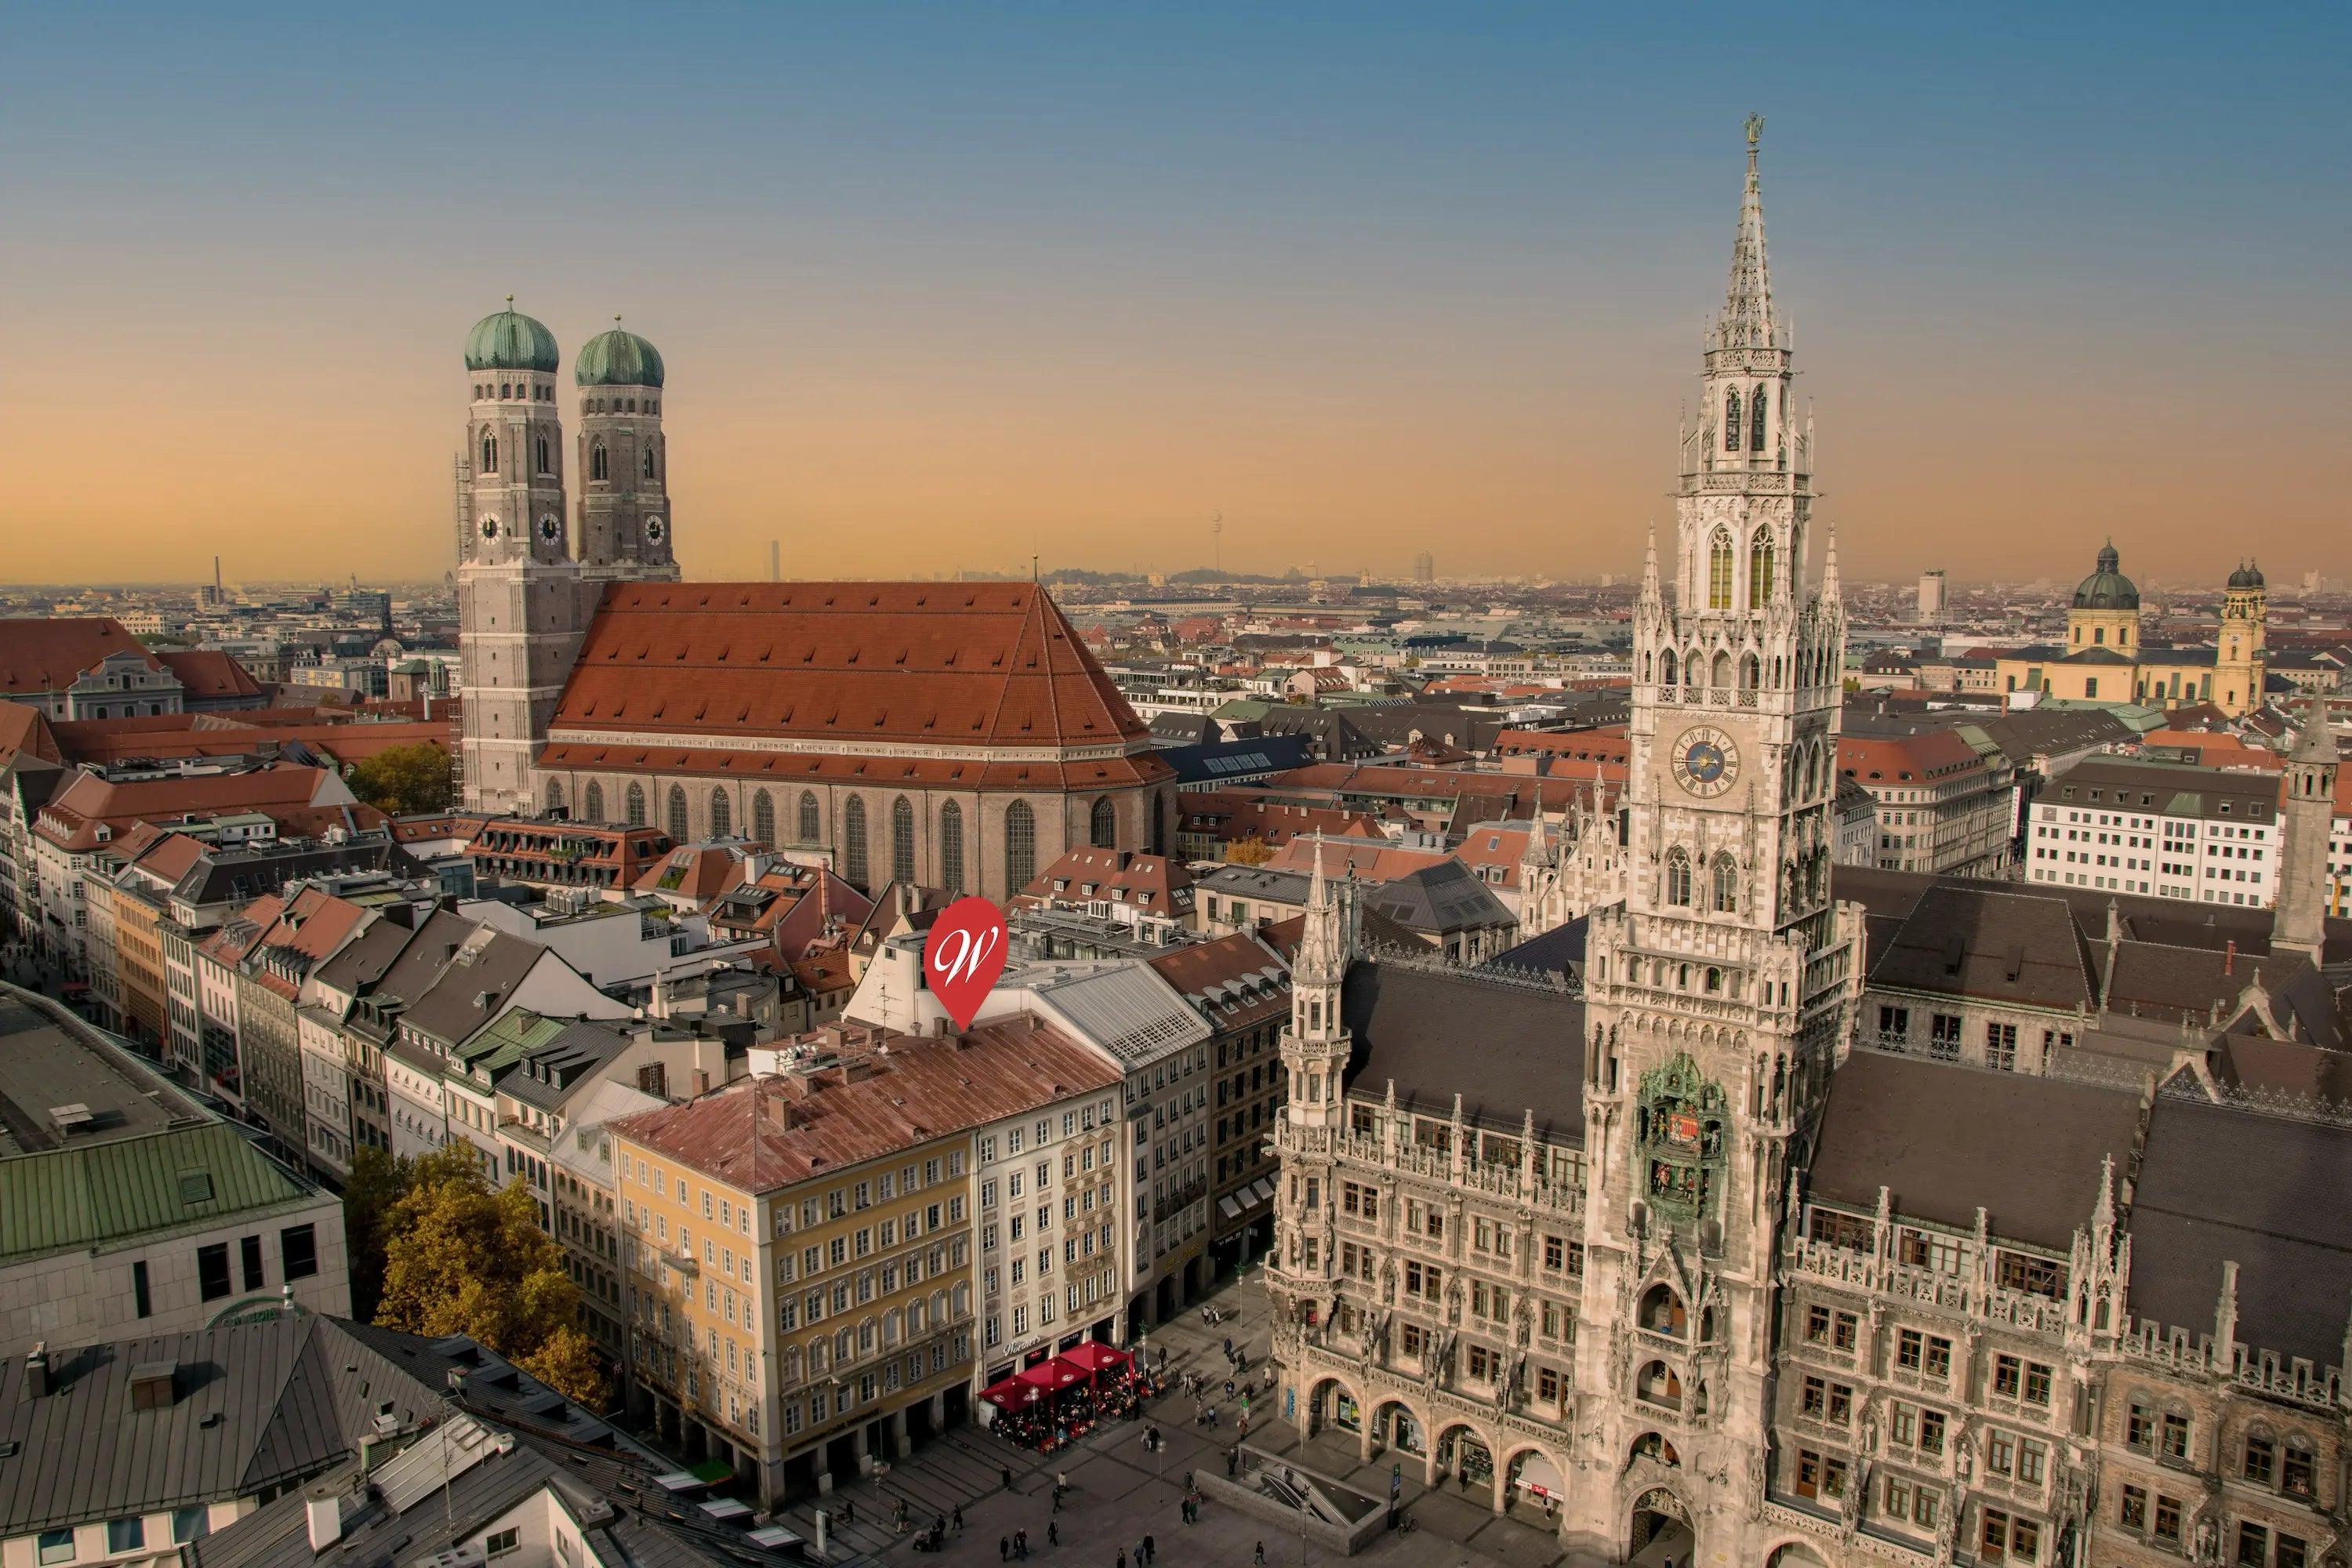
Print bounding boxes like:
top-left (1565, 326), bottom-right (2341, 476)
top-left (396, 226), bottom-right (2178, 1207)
top-left (5, 5), bottom-right (2344, 587)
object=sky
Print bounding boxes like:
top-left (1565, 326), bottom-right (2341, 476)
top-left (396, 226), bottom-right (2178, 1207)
top-left (2, 3), bottom-right (2344, 590)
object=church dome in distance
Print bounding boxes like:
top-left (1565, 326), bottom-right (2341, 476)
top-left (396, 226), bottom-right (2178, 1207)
top-left (2071, 541), bottom-right (2140, 611)
top-left (2229, 559), bottom-right (2266, 590)
top-left (575, 320), bottom-right (665, 388)
top-left (463, 301), bottom-right (561, 373)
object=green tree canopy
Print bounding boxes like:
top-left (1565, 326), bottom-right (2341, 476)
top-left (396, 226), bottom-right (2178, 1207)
top-left (347, 741), bottom-right (453, 815)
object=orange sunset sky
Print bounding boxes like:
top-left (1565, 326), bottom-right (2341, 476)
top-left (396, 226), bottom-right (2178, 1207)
top-left (3, 7), bottom-right (2344, 589)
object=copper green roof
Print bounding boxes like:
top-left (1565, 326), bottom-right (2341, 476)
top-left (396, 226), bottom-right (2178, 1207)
top-left (575, 321), bottom-right (665, 388)
top-left (464, 306), bottom-right (561, 373)
top-left (0, 1120), bottom-right (318, 1265)
top-left (2071, 541), bottom-right (2141, 611)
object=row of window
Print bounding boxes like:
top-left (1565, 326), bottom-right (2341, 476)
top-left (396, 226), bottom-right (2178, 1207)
top-left (34, 1512), bottom-right (211, 1565)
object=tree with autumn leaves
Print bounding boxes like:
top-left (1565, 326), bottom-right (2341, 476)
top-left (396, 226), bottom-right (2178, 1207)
top-left (361, 1146), bottom-right (606, 1407)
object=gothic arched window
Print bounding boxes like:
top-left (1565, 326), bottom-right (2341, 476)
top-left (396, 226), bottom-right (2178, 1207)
top-left (535, 436), bottom-right (550, 475)
top-left (1751, 383), bottom-right (1768, 451)
top-left (666, 785), bottom-right (688, 842)
top-left (939, 801), bottom-right (966, 895)
top-left (891, 796), bottom-right (916, 885)
top-left (625, 782), bottom-right (647, 826)
top-left (1090, 797), bottom-right (1116, 850)
top-left (1723, 387), bottom-right (1740, 452)
top-left (1749, 532), bottom-right (1775, 608)
top-left (545, 780), bottom-right (564, 815)
top-left (710, 787), bottom-right (731, 839)
top-left (1712, 853), bottom-right (1738, 913)
top-left (1004, 799), bottom-right (1036, 892)
top-left (751, 789), bottom-right (775, 847)
top-left (1711, 650), bottom-right (1733, 688)
top-left (481, 431), bottom-right (498, 474)
top-left (844, 797), bottom-right (869, 888)
top-left (583, 781), bottom-right (604, 822)
top-left (1660, 649), bottom-right (1676, 688)
top-left (1740, 652), bottom-right (1760, 691)
top-left (1665, 848), bottom-right (1692, 906)
top-left (1708, 529), bottom-right (1734, 610)
top-left (797, 790), bottom-right (819, 844)
top-left (643, 445), bottom-right (656, 481)
top-left (590, 442), bottom-right (608, 481)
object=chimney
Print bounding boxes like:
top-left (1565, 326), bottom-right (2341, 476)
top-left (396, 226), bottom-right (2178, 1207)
top-left (2224, 940), bottom-right (2236, 977)
top-left (305, 1491), bottom-right (343, 1552)
top-left (21, 1343), bottom-right (50, 1398)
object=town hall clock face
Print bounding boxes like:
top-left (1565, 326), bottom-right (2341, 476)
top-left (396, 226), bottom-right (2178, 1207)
top-left (1671, 726), bottom-right (1740, 799)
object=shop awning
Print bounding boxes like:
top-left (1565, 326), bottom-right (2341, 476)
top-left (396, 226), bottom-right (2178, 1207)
top-left (1016, 1356), bottom-right (1086, 1393)
top-left (1513, 1453), bottom-right (1565, 1500)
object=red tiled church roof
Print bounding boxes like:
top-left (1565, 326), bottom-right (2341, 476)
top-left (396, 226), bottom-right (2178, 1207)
top-left (542, 582), bottom-right (1169, 789)
top-left (0, 618), bottom-right (157, 695)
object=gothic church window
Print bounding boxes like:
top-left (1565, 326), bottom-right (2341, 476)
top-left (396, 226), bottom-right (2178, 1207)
top-left (1090, 797), bottom-right (1116, 849)
top-left (583, 782), bottom-right (604, 822)
top-left (891, 796), bottom-right (916, 884)
top-left (481, 432), bottom-right (497, 474)
top-left (752, 789), bottom-right (775, 846)
top-left (710, 788), bottom-right (731, 838)
top-left (1708, 530), bottom-right (1734, 610)
top-left (1749, 533), bottom-right (1774, 608)
top-left (1751, 383), bottom-right (1768, 451)
top-left (1723, 388), bottom-right (1740, 452)
top-left (797, 790), bottom-right (820, 844)
top-left (1660, 650), bottom-right (1676, 687)
top-left (644, 446), bottom-right (657, 481)
top-left (536, 437), bottom-right (550, 475)
top-left (591, 443), bottom-right (608, 481)
top-left (625, 782), bottom-right (647, 826)
top-left (1665, 849), bottom-right (1692, 906)
top-left (844, 797), bottom-right (869, 888)
top-left (546, 781), bottom-right (564, 815)
top-left (666, 785), bottom-right (688, 842)
top-left (1740, 653), bottom-right (1760, 691)
top-left (1712, 853), bottom-right (1738, 913)
top-left (939, 802), bottom-right (965, 895)
top-left (1005, 799), bottom-right (1037, 892)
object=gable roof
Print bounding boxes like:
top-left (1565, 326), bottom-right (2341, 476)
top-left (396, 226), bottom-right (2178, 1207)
top-left (155, 649), bottom-right (263, 701)
top-left (543, 583), bottom-right (1169, 787)
top-left (1865, 884), bottom-right (2094, 1011)
top-left (1339, 962), bottom-right (1583, 1143)
top-left (0, 619), bottom-right (157, 698)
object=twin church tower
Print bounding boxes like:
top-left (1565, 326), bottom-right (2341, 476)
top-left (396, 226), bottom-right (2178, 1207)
top-left (454, 307), bottom-right (681, 813)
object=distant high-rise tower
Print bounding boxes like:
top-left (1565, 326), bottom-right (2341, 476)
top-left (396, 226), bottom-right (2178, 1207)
top-left (1413, 550), bottom-right (1434, 583)
top-left (574, 320), bottom-right (680, 586)
top-left (2215, 560), bottom-right (2267, 717)
top-left (1916, 568), bottom-right (1946, 622)
top-left (456, 303), bottom-right (587, 816)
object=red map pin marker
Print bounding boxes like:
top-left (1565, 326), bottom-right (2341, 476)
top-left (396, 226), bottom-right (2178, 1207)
top-left (924, 895), bottom-right (1009, 1030)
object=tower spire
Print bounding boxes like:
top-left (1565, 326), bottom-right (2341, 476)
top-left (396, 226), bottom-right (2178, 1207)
top-left (1717, 114), bottom-right (1777, 351)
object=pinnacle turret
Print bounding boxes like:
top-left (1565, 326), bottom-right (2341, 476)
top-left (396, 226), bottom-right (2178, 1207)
top-left (1715, 114), bottom-right (1780, 352)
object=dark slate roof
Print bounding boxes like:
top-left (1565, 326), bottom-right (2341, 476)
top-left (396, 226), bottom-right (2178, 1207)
top-left (500, 1018), bottom-right (640, 1112)
top-left (1148, 711), bottom-right (1219, 745)
top-left (2209, 1033), bottom-right (2352, 1105)
top-left (1865, 884), bottom-right (2095, 1012)
top-left (1483, 916), bottom-right (1588, 980)
top-left (172, 837), bottom-right (421, 909)
top-left (1339, 961), bottom-right (1584, 1144)
top-left (2127, 1097), bottom-right (2352, 1367)
top-left (398, 929), bottom-right (546, 1049)
top-left (2100, 942), bottom-right (2315, 1031)
top-left (1807, 1051), bottom-right (2143, 1250)
top-left (1158, 733), bottom-right (1315, 786)
top-left (1361, 858), bottom-right (1514, 936)
top-left (0, 1315), bottom-right (451, 1536)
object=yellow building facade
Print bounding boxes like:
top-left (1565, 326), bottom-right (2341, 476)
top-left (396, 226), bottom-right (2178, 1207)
top-left (1992, 545), bottom-right (2269, 715)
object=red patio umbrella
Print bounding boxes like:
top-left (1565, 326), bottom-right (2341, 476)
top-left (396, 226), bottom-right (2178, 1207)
top-left (1058, 1342), bottom-right (1132, 1378)
top-left (979, 1376), bottom-right (1041, 1412)
top-left (1016, 1357), bottom-right (1085, 1395)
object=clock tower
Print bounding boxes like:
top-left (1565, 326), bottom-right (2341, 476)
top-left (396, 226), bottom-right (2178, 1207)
top-left (1566, 119), bottom-right (1864, 1563)
top-left (456, 302), bottom-right (590, 817)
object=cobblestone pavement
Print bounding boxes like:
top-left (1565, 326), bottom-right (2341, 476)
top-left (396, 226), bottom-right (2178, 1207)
top-left (773, 1269), bottom-right (1614, 1568)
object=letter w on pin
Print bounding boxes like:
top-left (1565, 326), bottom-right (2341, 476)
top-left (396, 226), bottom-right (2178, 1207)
top-left (924, 896), bottom-right (1009, 1029)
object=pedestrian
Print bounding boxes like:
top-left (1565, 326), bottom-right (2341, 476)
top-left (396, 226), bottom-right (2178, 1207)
top-left (1136, 1541), bottom-right (1147, 1567)
top-left (1117, 1551), bottom-right (1127, 1568)
top-left (1227, 1448), bottom-right (1239, 1477)
top-left (1000, 1538), bottom-right (1010, 1563)
top-left (1003, 1465), bottom-right (1015, 1492)
top-left (1225, 1377), bottom-right (1235, 1400)
top-left (1058, 1471), bottom-right (1069, 1493)
top-left (1254, 1544), bottom-right (1267, 1566)
top-left (954, 1504), bottom-right (966, 1530)
top-left (1208, 1406), bottom-right (1218, 1428)
top-left (1048, 1522), bottom-right (1058, 1548)
top-left (843, 1501), bottom-right (855, 1527)
top-left (1223, 1335), bottom-right (1232, 1358)
top-left (1017, 1530), bottom-right (1029, 1559)
top-left (1144, 1536), bottom-right (1156, 1563)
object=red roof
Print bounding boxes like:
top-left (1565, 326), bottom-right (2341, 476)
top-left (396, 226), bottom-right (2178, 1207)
top-left (0, 702), bottom-right (63, 764)
top-left (156, 649), bottom-right (263, 700)
top-left (610, 1015), bottom-right (1121, 1192)
top-left (543, 583), bottom-right (1168, 791)
top-left (0, 618), bottom-right (156, 696)
top-left (1016, 847), bottom-right (1193, 912)
top-left (1837, 730), bottom-right (1987, 785)
top-left (33, 763), bottom-right (379, 851)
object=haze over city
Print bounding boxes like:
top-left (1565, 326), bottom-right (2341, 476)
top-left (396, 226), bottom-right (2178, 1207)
top-left (5, 3), bottom-right (2345, 587)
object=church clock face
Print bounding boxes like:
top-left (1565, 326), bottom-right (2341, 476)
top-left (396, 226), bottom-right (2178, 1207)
top-left (480, 517), bottom-right (499, 540)
top-left (538, 515), bottom-right (561, 543)
top-left (1671, 726), bottom-right (1740, 799)
top-left (644, 517), bottom-right (666, 543)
